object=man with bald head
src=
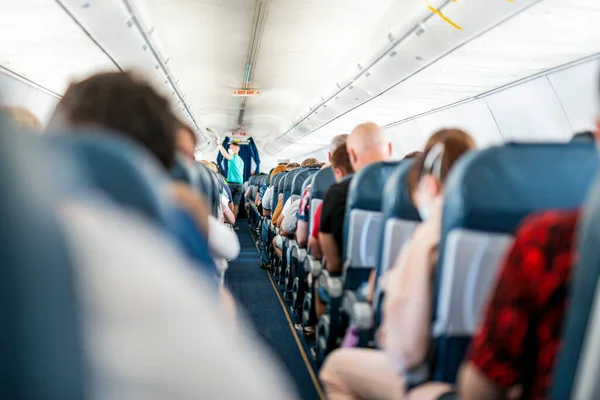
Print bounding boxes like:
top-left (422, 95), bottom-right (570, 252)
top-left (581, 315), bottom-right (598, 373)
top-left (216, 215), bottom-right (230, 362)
top-left (319, 122), bottom-right (391, 278)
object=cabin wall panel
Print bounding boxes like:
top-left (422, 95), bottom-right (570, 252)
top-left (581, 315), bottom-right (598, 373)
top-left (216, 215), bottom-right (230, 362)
top-left (0, 70), bottom-right (59, 124)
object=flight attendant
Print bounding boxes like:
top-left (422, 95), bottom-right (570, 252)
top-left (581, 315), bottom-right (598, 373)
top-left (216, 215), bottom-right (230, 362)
top-left (217, 139), bottom-right (245, 220)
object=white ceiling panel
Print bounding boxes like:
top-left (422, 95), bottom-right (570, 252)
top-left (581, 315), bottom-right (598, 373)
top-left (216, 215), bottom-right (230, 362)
top-left (290, 0), bottom-right (600, 158)
top-left (413, 99), bottom-right (504, 148)
top-left (0, 0), bottom-right (117, 94)
top-left (485, 76), bottom-right (573, 142)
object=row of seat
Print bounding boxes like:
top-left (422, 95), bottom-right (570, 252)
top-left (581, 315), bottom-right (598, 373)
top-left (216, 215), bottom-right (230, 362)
top-left (247, 141), bottom-right (600, 398)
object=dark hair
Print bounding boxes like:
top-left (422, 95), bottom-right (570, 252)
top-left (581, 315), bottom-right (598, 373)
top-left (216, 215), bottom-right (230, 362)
top-left (287, 162), bottom-right (301, 170)
top-left (403, 151), bottom-right (422, 159)
top-left (301, 157), bottom-right (319, 167)
top-left (571, 131), bottom-right (595, 142)
top-left (54, 71), bottom-right (177, 169)
top-left (176, 119), bottom-right (197, 147)
top-left (229, 141), bottom-right (240, 148)
top-left (407, 129), bottom-right (475, 193)
top-left (330, 143), bottom-right (354, 175)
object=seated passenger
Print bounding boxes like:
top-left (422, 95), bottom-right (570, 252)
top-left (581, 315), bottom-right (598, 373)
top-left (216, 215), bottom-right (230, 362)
top-left (319, 129), bottom-right (475, 400)
top-left (0, 105), bottom-right (43, 131)
top-left (296, 135), bottom-right (348, 248)
top-left (456, 129), bottom-right (600, 399)
top-left (260, 165), bottom-right (287, 270)
top-left (319, 122), bottom-right (391, 276)
top-left (176, 119), bottom-right (197, 161)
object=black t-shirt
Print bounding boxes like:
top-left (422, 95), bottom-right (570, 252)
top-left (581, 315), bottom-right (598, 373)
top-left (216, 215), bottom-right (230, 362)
top-left (319, 177), bottom-right (352, 258)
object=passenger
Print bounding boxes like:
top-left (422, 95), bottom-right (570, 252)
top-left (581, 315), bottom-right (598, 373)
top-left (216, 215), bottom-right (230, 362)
top-left (403, 150), bottom-right (422, 159)
top-left (260, 165), bottom-right (288, 270)
top-left (176, 120), bottom-right (197, 161)
top-left (215, 136), bottom-right (244, 220)
top-left (319, 122), bottom-right (391, 276)
top-left (319, 129), bottom-right (475, 400)
top-left (455, 125), bottom-right (600, 399)
top-left (0, 105), bottom-right (43, 131)
top-left (286, 162), bottom-right (301, 171)
top-left (571, 130), bottom-right (594, 142)
top-left (309, 144), bottom-right (353, 259)
top-left (297, 134), bottom-right (348, 248)
top-left (301, 157), bottom-right (320, 167)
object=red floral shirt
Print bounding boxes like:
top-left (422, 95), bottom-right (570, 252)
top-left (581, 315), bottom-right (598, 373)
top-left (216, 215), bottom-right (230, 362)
top-left (467, 210), bottom-right (579, 400)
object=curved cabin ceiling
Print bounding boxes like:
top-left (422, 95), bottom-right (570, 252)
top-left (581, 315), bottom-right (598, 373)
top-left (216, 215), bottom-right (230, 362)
top-left (1, 0), bottom-right (600, 158)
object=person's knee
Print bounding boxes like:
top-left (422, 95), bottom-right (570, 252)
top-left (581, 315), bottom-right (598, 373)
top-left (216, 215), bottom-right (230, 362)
top-left (319, 349), bottom-right (343, 384)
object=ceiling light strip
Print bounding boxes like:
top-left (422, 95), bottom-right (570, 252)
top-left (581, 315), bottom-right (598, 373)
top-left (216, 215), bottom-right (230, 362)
top-left (54, 0), bottom-right (124, 72)
top-left (119, 0), bottom-right (210, 149)
top-left (0, 64), bottom-right (62, 99)
top-left (274, 0), bottom-right (543, 153)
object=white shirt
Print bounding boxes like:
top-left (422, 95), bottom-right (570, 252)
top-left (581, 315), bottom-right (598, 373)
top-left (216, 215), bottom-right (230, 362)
top-left (208, 215), bottom-right (240, 260)
top-left (281, 199), bottom-right (301, 234)
top-left (262, 186), bottom-right (274, 211)
top-left (60, 200), bottom-right (297, 400)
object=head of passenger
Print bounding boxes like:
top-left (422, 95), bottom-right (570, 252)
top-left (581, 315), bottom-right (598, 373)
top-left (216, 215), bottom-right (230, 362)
top-left (328, 134), bottom-right (349, 161)
top-left (270, 164), bottom-right (287, 182)
top-left (413, 129), bottom-right (476, 220)
top-left (346, 122), bottom-right (391, 172)
top-left (571, 130), bottom-right (595, 142)
top-left (301, 157), bottom-right (319, 167)
top-left (228, 142), bottom-right (241, 156)
top-left (0, 105), bottom-right (43, 132)
top-left (286, 162), bottom-right (300, 171)
top-left (176, 120), bottom-right (198, 162)
top-left (403, 151), bottom-right (422, 159)
top-left (49, 71), bottom-right (177, 170)
top-left (330, 144), bottom-right (354, 181)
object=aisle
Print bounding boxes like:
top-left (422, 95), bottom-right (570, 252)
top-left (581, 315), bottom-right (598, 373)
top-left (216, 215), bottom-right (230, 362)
top-left (226, 220), bottom-right (323, 400)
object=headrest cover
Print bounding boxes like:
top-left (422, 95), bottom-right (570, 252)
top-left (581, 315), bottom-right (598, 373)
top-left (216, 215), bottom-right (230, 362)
top-left (347, 161), bottom-right (401, 212)
top-left (54, 133), bottom-right (173, 227)
top-left (310, 167), bottom-right (335, 200)
top-left (442, 143), bottom-right (598, 235)
top-left (382, 160), bottom-right (421, 221)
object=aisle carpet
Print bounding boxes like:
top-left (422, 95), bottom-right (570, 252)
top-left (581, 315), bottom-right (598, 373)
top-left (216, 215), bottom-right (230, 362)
top-left (226, 220), bottom-right (323, 400)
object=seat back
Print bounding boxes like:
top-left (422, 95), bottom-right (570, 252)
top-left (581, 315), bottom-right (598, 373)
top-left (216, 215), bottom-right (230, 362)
top-left (551, 173), bottom-right (600, 400)
top-left (309, 167), bottom-right (335, 236)
top-left (373, 160), bottom-right (421, 321)
top-left (0, 124), bottom-right (87, 398)
top-left (54, 134), bottom-right (174, 227)
top-left (270, 172), bottom-right (287, 211)
top-left (283, 168), bottom-right (303, 205)
top-left (433, 142), bottom-right (598, 383)
top-left (344, 161), bottom-right (400, 273)
top-left (277, 172), bottom-right (287, 206)
top-left (291, 169), bottom-right (316, 204)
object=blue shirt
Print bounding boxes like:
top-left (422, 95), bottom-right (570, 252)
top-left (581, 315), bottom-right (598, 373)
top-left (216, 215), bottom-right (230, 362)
top-left (227, 155), bottom-right (244, 184)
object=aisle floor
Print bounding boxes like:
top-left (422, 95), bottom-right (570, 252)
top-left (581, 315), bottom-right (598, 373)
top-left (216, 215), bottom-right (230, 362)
top-left (226, 220), bottom-right (324, 400)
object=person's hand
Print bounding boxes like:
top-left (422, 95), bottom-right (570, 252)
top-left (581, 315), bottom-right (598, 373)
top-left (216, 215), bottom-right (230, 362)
top-left (170, 182), bottom-right (210, 234)
top-left (213, 131), bottom-right (221, 144)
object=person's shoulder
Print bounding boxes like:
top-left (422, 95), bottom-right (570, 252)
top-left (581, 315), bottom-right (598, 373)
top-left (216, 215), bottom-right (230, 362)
top-left (514, 209), bottom-right (580, 248)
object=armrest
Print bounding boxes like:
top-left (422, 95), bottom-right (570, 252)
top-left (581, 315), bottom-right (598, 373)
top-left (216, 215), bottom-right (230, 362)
top-left (403, 363), bottom-right (430, 390)
top-left (291, 245), bottom-right (308, 263)
top-left (318, 270), bottom-right (343, 298)
top-left (305, 256), bottom-right (323, 276)
top-left (341, 292), bottom-right (373, 330)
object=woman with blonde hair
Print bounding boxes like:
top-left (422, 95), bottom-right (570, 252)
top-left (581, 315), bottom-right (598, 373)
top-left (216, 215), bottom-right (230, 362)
top-left (320, 129), bottom-right (476, 400)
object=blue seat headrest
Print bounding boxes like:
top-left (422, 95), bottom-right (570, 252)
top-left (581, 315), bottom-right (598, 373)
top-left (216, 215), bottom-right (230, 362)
top-left (292, 169), bottom-right (317, 196)
top-left (382, 160), bottom-right (421, 222)
top-left (53, 133), bottom-right (174, 228)
top-left (347, 161), bottom-right (402, 212)
top-left (0, 122), bottom-right (87, 398)
top-left (442, 142), bottom-right (598, 235)
top-left (310, 167), bottom-right (335, 200)
top-left (283, 168), bottom-right (304, 204)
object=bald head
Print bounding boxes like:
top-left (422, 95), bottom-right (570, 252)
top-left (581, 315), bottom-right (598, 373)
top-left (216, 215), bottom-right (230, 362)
top-left (346, 122), bottom-right (391, 171)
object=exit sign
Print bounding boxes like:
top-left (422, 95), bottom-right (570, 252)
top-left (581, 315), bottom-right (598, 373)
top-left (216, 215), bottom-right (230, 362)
top-left (233, 89), bottom-right (261, 96)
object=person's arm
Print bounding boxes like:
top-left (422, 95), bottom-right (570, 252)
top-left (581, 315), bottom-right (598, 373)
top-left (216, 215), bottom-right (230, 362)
top-left (262, 208), bottom-right (271, 217)
top-left (218, 143), bottom-right (233, 160)
top-left (458, 364), bottom-right (505, 400)
top-left (223, 205), bottom-right (236, 225)
top-left (366, 269), bottom-right (376, 304)
top-left (381, 219), bottom-right (440, 372)
top-left (308, 236), bottom-right (322, 259)
top-left (296, 220), bottom-right (308, 247)
top-left (170, 182), bottom-right (209, 234)
top-left (208, 215), bottom-right (240, 260)
top-left (320, 233), bottom-right (341, 274)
